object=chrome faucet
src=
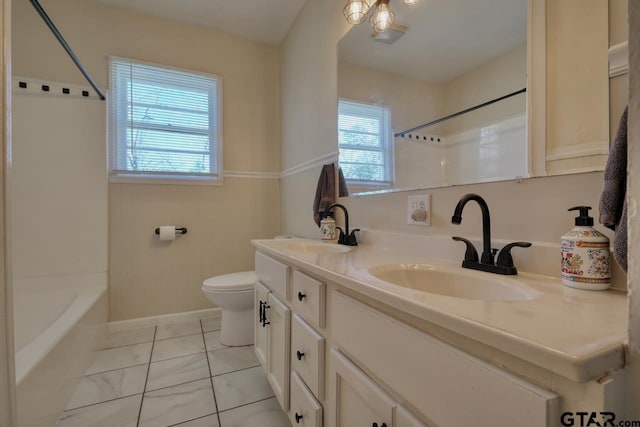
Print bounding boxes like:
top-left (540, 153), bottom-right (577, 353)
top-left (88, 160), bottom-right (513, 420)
top-left (451, 193), bottom-right (531, 275)
top-left (325, 203), bottom-right (360, 246)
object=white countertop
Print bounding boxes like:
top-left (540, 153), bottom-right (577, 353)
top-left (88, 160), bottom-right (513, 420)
top-left (252, 237), bottom-right (628, 382)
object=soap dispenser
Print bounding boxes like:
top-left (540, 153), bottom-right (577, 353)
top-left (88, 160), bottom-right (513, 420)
top-left (561, 206), bottom-right (611, 290)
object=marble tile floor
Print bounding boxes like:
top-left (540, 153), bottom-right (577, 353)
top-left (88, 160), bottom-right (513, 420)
top-left (57, 316), bottom-right (291, 427)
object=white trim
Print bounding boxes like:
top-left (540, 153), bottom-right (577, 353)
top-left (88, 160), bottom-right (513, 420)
top-left (609, 41), bottom-right (629, 78)
top-left (545, 141), bottom-right (609, 161)
top-left (224, 170), bottom-right (280, 179)
top-left (280, 152), bottom-right (339, 178)
top-left (110, 174), bottom-right (223, 186)
top-left (528, 0), bottom-right (547, 177)
top-left (109, 55), bottom-right (221, 80)
top-left (108, 307), bottom-right (221, 333)
top-left (546, 165), bottom-right (607, 176)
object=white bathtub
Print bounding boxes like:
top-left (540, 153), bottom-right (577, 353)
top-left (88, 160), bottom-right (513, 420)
top-left (14, 273), bottom-right (108, 427)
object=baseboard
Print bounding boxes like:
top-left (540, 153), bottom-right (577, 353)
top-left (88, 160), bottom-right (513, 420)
top-left (108, 307), bottom-right (222, 333)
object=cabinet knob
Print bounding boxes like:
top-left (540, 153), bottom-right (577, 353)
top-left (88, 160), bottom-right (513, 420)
top-left (372, 424), bottom-right (387, 427)
top-left (295, 412), bottom-right (303, 423)
top-left (298, 291), bottom-right (306, 301)
top-left (296, 350), bottom-right (305, 361)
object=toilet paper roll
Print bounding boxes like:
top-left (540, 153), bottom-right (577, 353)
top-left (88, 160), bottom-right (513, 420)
top-left (159, 226), bottom-right (176, 241)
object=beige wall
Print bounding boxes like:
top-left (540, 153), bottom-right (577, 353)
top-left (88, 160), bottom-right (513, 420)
top-left (546, 0), bottom-right (609, 174)
top-left (12, 0), bottom-right (280, 320)
top-left (609, 0), bottom-right (629, 144)
top-left (442, 45), bottom-right (527, 133)
top-left (109, 179), bottom-right (278, 320)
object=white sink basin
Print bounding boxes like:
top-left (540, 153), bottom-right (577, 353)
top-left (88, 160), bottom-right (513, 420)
top-left (368, 264), bottom-right (537, 301)
top-left (286, 241), bottom-right (352, 254)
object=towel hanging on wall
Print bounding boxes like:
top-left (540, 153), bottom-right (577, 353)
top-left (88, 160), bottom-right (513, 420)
top-left (599, 106), bottom-right (628, 272)
top-left (313, 164), bottom-right (336, 227)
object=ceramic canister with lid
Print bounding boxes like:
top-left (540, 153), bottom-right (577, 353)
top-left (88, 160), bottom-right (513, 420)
top-left (560, 206), bottom-right (611, 290)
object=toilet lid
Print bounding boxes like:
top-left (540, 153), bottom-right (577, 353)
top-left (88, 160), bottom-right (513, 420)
top-left (202, 271), bottom-right (257, 292)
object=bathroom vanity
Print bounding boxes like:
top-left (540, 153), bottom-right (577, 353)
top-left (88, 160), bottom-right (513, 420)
top-left (252, 235), bottom-right (627, 427)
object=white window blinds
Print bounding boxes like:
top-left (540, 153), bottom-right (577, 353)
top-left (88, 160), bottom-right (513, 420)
top-left (338, 99), bottom-right (393, 185)
top-left (109, 57), bottom-right (221, 180)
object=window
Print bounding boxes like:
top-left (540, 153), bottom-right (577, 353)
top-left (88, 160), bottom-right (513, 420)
top-left (338, 99), bottom-right (393, 185)
top-left (109, 57), bottom-right (221, 183)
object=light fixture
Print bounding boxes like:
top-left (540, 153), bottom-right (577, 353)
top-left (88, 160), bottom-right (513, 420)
top-left (344, 0), bottom-right (420, 33)
top-left (370, 0), bottom-right (395, 33)
top-left (343, 0), bottom-right (371, 25)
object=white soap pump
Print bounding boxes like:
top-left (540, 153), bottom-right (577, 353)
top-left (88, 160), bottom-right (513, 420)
top-left (560, 206), bottom-right (611, 290)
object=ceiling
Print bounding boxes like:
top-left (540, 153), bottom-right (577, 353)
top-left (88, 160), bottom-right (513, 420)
top-left (338, 0), bottom-right (527, 84)
top-left (95, 0), bottom-right (308, 45)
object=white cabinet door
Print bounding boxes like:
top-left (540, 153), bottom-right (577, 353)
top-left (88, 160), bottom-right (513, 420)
top-left (254, 280), bottom-right (270, 368)
top-left (266, 292), bottom-right (291, 411)
top-left (329, 349), bottom-right (394, 427)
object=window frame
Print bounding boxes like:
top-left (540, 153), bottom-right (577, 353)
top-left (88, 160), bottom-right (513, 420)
top-left (338, 98), bottom-right (395, 187)
top-left (108, 56), bottom-right (223, 186)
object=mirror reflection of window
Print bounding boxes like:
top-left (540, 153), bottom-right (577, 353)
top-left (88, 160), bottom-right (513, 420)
top-left (338, 99), bottom-right (394, 187)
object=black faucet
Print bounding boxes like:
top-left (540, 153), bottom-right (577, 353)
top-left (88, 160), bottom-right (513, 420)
top-left (451, 193), bottom-right (531, 275)
top-left (325, 203), bottom-right (360, 246)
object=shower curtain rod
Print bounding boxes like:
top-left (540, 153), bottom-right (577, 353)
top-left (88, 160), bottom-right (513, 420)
top-left (29, 0), bottom-right (106, 100)
top-left (395, 88), bottom-right (526, 138)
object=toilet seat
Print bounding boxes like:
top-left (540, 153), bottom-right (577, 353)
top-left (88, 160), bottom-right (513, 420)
top-left (202, 271), bottom-right (257, 292)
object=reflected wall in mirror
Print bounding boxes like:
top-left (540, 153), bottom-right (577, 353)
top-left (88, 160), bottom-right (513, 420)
top-left (337, 0), bottom-right (609, 196)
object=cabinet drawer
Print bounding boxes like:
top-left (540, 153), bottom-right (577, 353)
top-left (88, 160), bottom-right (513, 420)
top-left (329, 291), bottom-right (559, 427)
top-left (291, 314), bottom-right (325, 400)
top-left (255, 251), bottom-right (289, 300)
top-left (292, 270), bottom-right (325, 328)
top-left (289, 372), bottom-right (322, 427)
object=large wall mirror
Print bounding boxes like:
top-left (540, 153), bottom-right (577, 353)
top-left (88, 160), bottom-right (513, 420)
top-left (337, 0), bottom-right (609, 196)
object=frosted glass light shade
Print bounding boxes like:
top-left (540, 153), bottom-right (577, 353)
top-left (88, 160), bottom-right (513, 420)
top-left (370, 0), bottom-right (395, 33)
top-left (402, 0), bottom-right (421, 5)
top-left (344, 0), bottom-right (371, 24)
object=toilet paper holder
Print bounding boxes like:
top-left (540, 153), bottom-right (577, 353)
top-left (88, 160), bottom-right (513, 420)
top-left (154, 227), bottom-right (188, 236)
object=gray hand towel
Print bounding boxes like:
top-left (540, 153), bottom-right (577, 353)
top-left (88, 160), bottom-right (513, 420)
top-left (313, 164), bottom-right (336, 227)
top-left (599, 106), bottom-right (627, 272)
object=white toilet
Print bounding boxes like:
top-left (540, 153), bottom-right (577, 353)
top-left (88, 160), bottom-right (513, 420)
top-left (202, 271), bottom-right (257, 346)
